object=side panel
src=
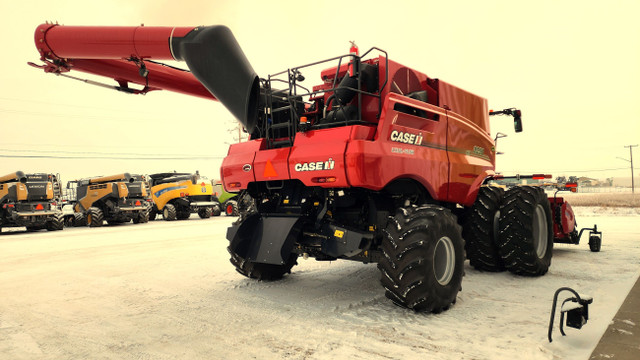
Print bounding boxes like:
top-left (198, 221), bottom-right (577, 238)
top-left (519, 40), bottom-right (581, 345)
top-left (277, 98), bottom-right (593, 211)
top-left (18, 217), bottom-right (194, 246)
top-left (253, 148), bottom-right (291, 182)
top-left (446, 110), bottom-right (495, 206)
top-left (288, 127), bottom-right (352, 188)
top-left (346, 93), bottom-right (449, 201)
top-left (151, 181), bottom-right (189, 210)
top-left (221, 140), bottom-right (262, 191)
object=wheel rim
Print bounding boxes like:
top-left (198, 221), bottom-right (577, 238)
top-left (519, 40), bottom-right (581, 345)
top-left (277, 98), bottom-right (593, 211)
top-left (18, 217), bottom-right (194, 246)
top-left (163, 208), bottom-right (169, 218)
top-left (433, 236), bottom-right (456, 286)
top-left (533, 204), bottom-right (548, 258)
top-left (226, 204), bottom-right (233, 215)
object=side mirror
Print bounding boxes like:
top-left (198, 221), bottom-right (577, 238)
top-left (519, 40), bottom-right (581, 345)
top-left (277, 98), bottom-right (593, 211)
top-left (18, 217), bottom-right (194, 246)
top-left (514, 110), bottom-right (523, 133)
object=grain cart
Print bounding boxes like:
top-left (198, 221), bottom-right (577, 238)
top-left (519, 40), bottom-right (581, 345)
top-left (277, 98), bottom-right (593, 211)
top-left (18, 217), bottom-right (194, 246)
top-left (72, 173), bottom-right (150, 227)
top-left (32, 23), bottom-right (555, 312)
top-left (147, 172), bottom-right (220, 220)
top-left (0, 171), bottom-right (64, 231)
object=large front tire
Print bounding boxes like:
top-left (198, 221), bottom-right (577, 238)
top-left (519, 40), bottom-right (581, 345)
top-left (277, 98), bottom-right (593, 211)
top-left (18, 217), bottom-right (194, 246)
top-left (162, 204), bottom-right (177, 221)
top-left (378, 205), bottom-right (465, 313)
top-left (462, 186), bottom-right (505, 272)
top-left (497, 186), bottom-right (554, 276)
top-left (46, 214), bottom-right (65, 231)
top-left (87, 207), bottom-right (104, 228)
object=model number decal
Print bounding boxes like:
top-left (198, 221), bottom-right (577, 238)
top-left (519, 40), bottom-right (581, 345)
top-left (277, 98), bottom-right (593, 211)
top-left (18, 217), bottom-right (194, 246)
top-left (391, 147), bottom-right (415, 155)
top-left (294, 158), bottom-right (335, 172)
top-left (390, 130), bottom-right (423, 145)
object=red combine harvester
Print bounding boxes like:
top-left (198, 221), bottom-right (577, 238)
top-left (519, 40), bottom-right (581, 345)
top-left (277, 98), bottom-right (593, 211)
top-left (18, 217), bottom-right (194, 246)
top-left (31, 23), bottom-right (600, 312)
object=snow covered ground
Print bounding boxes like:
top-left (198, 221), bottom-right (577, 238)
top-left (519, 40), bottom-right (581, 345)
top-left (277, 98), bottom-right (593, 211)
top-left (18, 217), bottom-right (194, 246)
top-left (1, 208), bottom-right (638, 360)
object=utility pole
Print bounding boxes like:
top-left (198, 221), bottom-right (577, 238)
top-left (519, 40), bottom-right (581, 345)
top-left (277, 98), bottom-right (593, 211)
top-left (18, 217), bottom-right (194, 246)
top-left (624, 145), bottom-right (637, 194)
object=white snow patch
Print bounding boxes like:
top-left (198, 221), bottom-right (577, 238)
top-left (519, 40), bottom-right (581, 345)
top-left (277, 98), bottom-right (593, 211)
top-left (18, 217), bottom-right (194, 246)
top-left (0, 209), bottom-right (638, 360)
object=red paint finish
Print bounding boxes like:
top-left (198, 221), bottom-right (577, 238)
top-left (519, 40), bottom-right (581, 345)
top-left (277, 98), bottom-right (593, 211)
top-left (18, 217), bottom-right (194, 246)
top-left (33, 24), bottom-right (215, 100)
top-left (221, 140), bottom-right (262, 192)
top-left (549, 197), bottom-right (576, 240)
top-left (289, 127), bottom-right (352, 188)
top-left (35, 24), bottom-right (193, 60)
top-left (71, 59), bottom-right (214, 100)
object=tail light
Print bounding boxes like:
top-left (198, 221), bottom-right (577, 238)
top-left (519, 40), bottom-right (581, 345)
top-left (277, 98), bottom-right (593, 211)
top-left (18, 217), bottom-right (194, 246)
top-left (312, 177), bottom-right (337, 183)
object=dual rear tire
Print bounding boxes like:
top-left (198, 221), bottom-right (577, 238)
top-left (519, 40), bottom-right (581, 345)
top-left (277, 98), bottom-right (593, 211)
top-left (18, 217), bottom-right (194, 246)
top-left (463, 186), bottom-right (554, 276)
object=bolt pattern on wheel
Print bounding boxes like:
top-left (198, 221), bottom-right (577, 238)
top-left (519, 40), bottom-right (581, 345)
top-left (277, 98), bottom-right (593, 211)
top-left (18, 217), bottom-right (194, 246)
top-left (497, 186), bottom-right (554, 276)
top-left (378, 204), bottom-right (465, 313)
top-left (462, 186), bottom-right (505, 272)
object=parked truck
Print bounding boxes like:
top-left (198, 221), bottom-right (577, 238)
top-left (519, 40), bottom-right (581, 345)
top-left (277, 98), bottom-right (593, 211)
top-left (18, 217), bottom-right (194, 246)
top-left (0, 171), bottom-right (64, 232)
top-left (32, 23), bottom-right (599, 313)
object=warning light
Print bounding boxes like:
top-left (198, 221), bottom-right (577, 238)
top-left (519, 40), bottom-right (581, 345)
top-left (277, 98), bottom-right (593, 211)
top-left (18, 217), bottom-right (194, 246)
top-left (228, 182), bottom-right (241, 189)
top-left (300, 116), bottom-right (308, 124)
top-left (532, 174), bottom-right (553, 180)
top-left (312, 177), bottom-right (337, 183)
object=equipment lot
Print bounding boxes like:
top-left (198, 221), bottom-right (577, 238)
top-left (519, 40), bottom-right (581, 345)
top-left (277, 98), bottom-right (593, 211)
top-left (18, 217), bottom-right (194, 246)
top-left (1, 209), bottom-right (639, 359)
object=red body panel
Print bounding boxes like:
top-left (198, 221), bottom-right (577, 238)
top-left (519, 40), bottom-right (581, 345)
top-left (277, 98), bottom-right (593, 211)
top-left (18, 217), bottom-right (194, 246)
top-left (549, 197), bottom-right (576, 239)
top-left (35, 24), bottom-right (193, 60)
top-left (33, 24), bottom-right (215, 100)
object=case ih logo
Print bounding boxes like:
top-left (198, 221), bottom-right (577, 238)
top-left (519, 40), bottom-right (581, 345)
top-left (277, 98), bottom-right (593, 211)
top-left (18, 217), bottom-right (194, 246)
top-left (390, 130), bottom-right (423, 146)
top-left (294, 158), bottom-right (335, 172)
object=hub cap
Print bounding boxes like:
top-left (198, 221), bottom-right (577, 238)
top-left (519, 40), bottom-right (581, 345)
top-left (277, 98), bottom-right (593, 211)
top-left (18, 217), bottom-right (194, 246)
top-left (434, 236), bottom-right (456, 286)
top-left (533, 204), bottom-right (548, 258)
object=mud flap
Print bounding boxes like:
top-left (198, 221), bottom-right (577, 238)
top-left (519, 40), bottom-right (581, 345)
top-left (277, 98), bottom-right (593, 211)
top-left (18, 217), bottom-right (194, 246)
top-left (227, 214), bottom-right (303, 265)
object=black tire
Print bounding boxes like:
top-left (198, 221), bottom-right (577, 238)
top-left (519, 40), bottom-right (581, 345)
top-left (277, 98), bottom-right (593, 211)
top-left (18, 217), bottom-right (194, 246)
top-left (73, 212), bottom-right (87, 227)
top-left (228, 246), bottom-right (298, 281)
top-left (497, 186), bottom-right (554, 276)
top-left (462, 186), bottom-right (505, 272)
top-left (133, 210), bottom-right (149, 224)
top-left (148, 208), bottom-right (157, 221)
top-left (589, 235), bottom-right (602, 252)
top-left (198, 207), bottom-right (213, 219)
top-left (176, 208), bottom-right (191, 220)
top-left (46, 214), bottom-right (64, 231)
top-left (378, 204), bottom-right (465, 313)
top-left (224, 200), bottom-right (239, 216)
top-left (87, 207), bottom-right (104, 228)
top-left (211, 204), bottom-right (221, 216)
top-left (162, 204), bottom-right (177, 221)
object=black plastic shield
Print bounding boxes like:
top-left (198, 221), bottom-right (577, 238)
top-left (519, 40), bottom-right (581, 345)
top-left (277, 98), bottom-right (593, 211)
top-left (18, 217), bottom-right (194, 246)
top-left (227, 214), bottom-right (302, 265)
top-left (172, 26), bottom-right (260, 135)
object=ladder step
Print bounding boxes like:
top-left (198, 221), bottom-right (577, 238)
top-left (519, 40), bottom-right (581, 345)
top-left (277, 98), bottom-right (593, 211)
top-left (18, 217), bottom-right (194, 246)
top-left (270, 139), bottom-right (293, 147)
top-left (270, 123), bottom-right (291, 130)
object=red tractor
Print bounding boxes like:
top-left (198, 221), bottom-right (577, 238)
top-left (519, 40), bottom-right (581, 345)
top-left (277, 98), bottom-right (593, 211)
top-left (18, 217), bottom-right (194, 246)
top-left (30, 23), bottom-right (598, 312)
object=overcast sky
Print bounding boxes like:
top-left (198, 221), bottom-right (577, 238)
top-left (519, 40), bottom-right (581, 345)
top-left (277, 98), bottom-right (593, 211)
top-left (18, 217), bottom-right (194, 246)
top-left (1, 0), bottom-right (639, 183)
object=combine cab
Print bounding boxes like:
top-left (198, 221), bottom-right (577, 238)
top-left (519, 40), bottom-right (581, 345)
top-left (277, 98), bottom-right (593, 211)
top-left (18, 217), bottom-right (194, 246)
top-left (32, 23), bottom-right (571, 312)
top-left (148, 172), bottom-right (220, 220)
top-left (0, 171), bottom-right (64, 232)
top-left (70, 173), bottom-right (150, 227)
